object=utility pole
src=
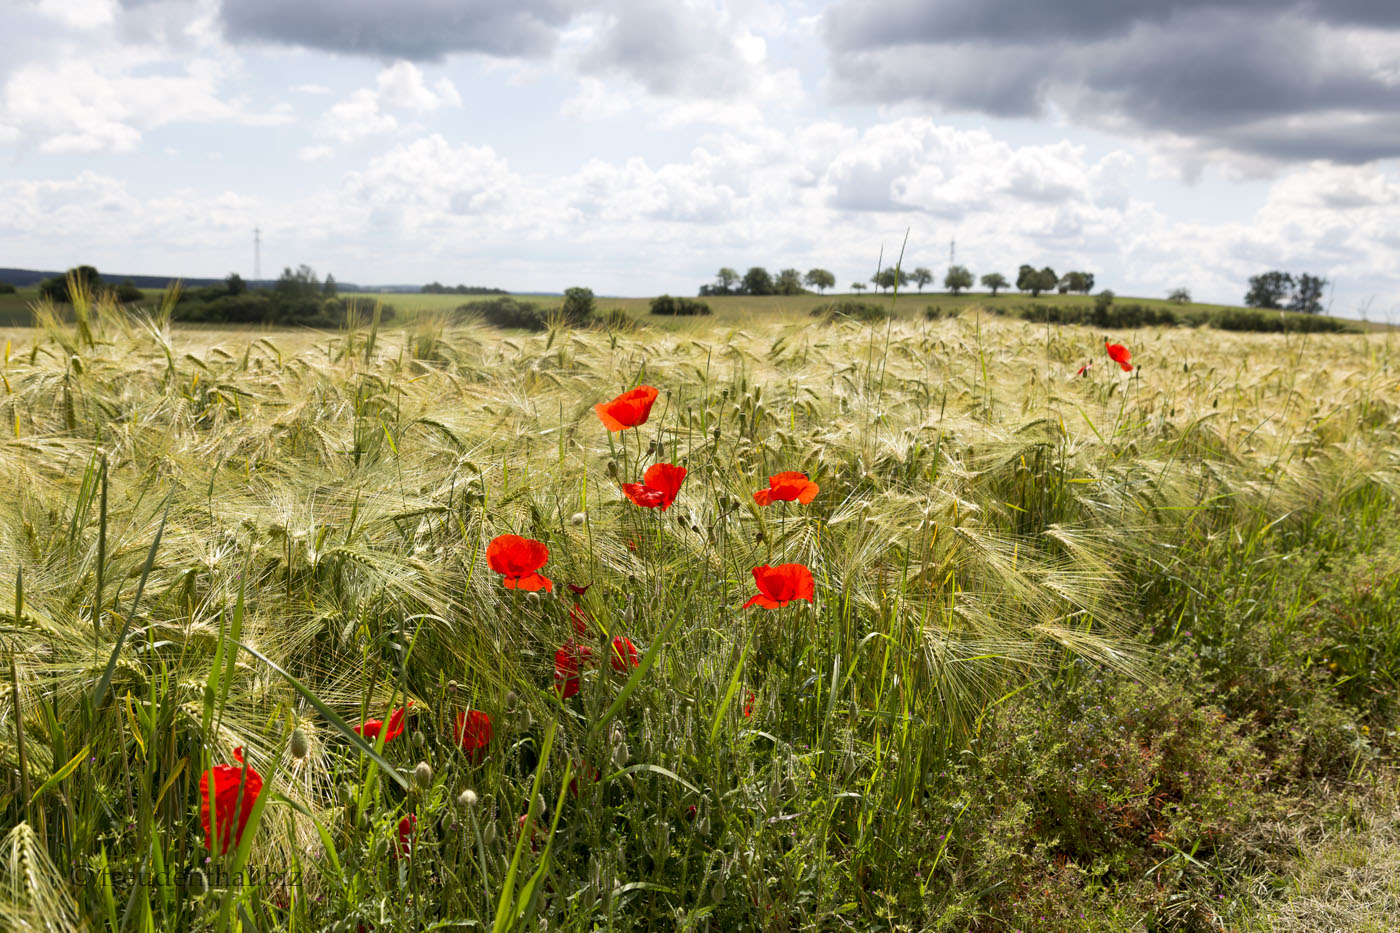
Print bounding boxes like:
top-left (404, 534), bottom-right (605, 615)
top-left (254, 227), bottom-right (261, 285)
top-left (949, 238), bottom-right (955, 268)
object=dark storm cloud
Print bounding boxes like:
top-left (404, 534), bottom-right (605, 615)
top-left (219, 0), bottom-right (580, 60)
top-left (823, 0), bottom-right (1400, 163)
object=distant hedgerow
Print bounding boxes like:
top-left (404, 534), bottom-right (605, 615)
top-left (649, 294), bottom-right (712, 316)
top-left (809, 300), bottom-right (890, 322)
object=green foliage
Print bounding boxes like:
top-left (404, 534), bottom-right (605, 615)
top-left (774, 268), bottom-right (805, 295)
top-left (923, 304), bottom-right (961, 320)
top-left (983, 299), bottom-right (1358, 333)
top-left (741, 266), bottom-right (774, 296)
top-left (1244, 270), bottom-right (1329, 313)
top-left (980, 272), bottom-right (1008, 296)
top-left (561, 286), bottom-right (595, 323)
top-left (944, 264), bottom-right (973, 294)
top-left (649, 294), bottom-right (712, 316)
top-left (872, 265), bottom-right (909, 293)
top-left (1016, 263), bottom-right (1058, 297)
top-left (458, 296), bottom-right (550, 330)
top-left (1058, 270), bottom-right (1095, 294)
top-left (422, 282), bottom-right (509, 294)
top-left (114, 279), bottom-right (144, 303)
top-left (913, 266), bottom-right (933, 291)
top-left (803, 268), bottom-right (835, 294)
top-left (0, 282), bottom-right (15, 294)
top-left (1168, 287), bottom-right (1191, 304)
top-left (38, 265), bottom-right (101, 303)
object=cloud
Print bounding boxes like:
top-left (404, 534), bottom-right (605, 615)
top-left (823, 0), bottom-right (1400, 164)
top-left (219, 0), bottom-right (579, 61)
top-left (298, 145), bottom-right (335, 162)
top-left (318, 61), bottom-right (461, 144)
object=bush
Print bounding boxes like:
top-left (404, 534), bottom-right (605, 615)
top-left (591, 308), bottom-right (638, 331)
top-left (1211, 307), bottom-right (1354, 333)
top-left (115, 280), bottom-right (144, 303)
top-left (561, 286), bottom-right (595, 324)
top-left (649, 294), bottom-right (712, 316)
top-left (457, 297), bottom-right (548, 331)
top-left (809, 300), bottom-right (891, 323)
top-left (923, 304), bottom-right (960, 320)
top-left (0, 282), bottom-right (15, 294)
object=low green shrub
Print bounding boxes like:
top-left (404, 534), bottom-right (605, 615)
top-left (457, 296), bottom-right (549, 331)
top-left (649, 294), bottom-right (712, 316)
top-left (810, 299), bottom-right (891, 322)
top-left (0, 282), bottom-right (15, 294)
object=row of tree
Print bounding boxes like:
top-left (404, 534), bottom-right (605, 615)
top-left (1244, 271), bottom-right (1327, 314)
top-left (699, 264), bottom-right (1097, 298)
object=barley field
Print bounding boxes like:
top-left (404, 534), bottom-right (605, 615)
top-left (2, 296), bottom-right (1399, 931)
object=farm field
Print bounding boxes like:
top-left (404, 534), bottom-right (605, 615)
top-left (2, 301), bottom-right (1400, 931)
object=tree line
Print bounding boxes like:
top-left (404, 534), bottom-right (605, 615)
top-left (699, 264), bottom-right (1095, 298)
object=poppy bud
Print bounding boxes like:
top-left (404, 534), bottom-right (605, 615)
top-left (534, 792), bottom-right (546, 815)
top-left (447, 680), bottom-right (458, 695)
top-left (754, 531), bottom-right (764, 543)
top-left (414, 761), bottom-right (433, 789)
top-left (526, 590), bottom-right (541, 603)
top-left (339, 783), bottom-right (354, 807)
top-left (289, 728), bottom-right (310, 760)
top-left (412, 731), bottom-right (426, 749)
top-left (458, 789), bottom-right (478, 810)
top-left (505, 690), bottom-right (518, 711)
top-left (188, 868), bottom-right (208, 896)
top-left (611, 739), bottom-right (629, 769)
top-left (711, 879), bottom-right (725, 903)
top-left (484, 822), bottom-right (498, 845)
top-left (713, 427), bottom-right (721, 442)
top-left (606, 460), bottom-right (619, 477)
top-left (570, 512), bottom-right (586, 526)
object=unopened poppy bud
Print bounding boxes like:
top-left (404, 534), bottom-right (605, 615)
top-left (711, 879), bottom-right (725, 903)
top-left (458, 789), bottom-right (478, 810)
top-left (188, 868), bottom-right (208, 896)
top-left (484, 822), bottom-right (498, 845)
top-left (289, 728), bottom-right (309, 760)
top-left (447, 680), bottom-right (458, 695)
top-left (505, 690), bottom-right (518, 711)
top-left (412, 731), bottom-right (426, 749)
top-left (606, 460), bottom-right (619, 477)
top-left (534, 792), bottom-right (546, 815)
top-left (713, 427), bottom-right (721, 441)
top-left (754, 531), bottom-right (764, 543)
top-left (611, 739), bottom-right (629, 769)
top-left (570, 512), bottom-right (586, 526)
top-left (414, 761), bottom-right (433, 789)
top-left (339, 782), bottom-right (354, 807)
top-left (526, 590), bottom-right (540, 603)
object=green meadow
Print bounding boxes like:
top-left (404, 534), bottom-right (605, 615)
top-left (1, 291), bottom-right (1398, 931)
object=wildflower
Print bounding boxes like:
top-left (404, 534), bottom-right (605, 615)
top-left (743, 563), bottom-right (815, 609)
top-left (353, 700), bottom-right (412, 744)
top-left (743, 690), bottom-right (755, 718)
top-left (621, 462), bottom-right (687, 511)
top-left (610, 636), bottom-right (640, 672)
top-left (393, 813), bottom-right (417, 859)
top-left (566, 582), bottom-right (592, 596)
top-left (1076, 362), bottom-right (1091, 377)
top-left (199, 747), bottom-right (264, 854)
top-left (1105, 340), bottom-right (1133, 372)
top-left (486, 534), bottom-right (553, 593)
top-left (753, 471), bottom-right (818, 506)
top-left (595, 385), bottom-right (660, 431)
top-left (454, 710), bottom-right (493, 763)
top-left (554, 642), bottom-right (594, 698)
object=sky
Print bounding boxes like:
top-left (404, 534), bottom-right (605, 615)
top-left (1, 0), bottom-right (1398, 317)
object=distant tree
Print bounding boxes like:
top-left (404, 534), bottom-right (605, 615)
top-left (115, 278), bottom-right (144, 303)
top-left (944, 265), bottom-right (973, 294)
top-left (321, 274), bottom-right (338, 298)
top-left (1017, 264), bottom-right (1056, 297)
top-left (980, 272), bottom-right (1008, 296)
top-left (561, 286), bottom-right (595, 323)
top-left (1245, 271), bottom-right (1293, 310)
top-left (913, 267), bottom-right (933, 292)
top-left (226, 273), bottom-right (247, 296)
top-left (872, 266), bottom-right (909, 293)
top-left (1290, 273), bottom-right (1327, 314)
top-left (1095, 289), bottom-right (1115, 313)
top-left (39, 265), bottom-right (102, 303)
top-left (741, 266), bottom-right (775, 296)
top-left (1168, 287), bottom-right (1191, 304)
top-left (804, 268), bottom-right (835, 294)
top-left (0, 282), bottom-right (14, 294)
top-left (717, 267), bottom-right (739, 292)
top-left (275, 264), bottom-right (320, 300)
top-left (851, 282), bottom-right (868, 293)
top-left (775, 268), bottom-right (805, 295)
top-left (1059, 271), bottom-right (1094, 294)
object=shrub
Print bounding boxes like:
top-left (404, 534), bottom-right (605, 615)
top-left (457, 297), bottom-right (548, 331)
top-left (924, 304), bottom-right (960, 320)
top-left (810, 300), bottom-right (891, 323)
top-left (592, 308), bottom-right (638, 331)
top-left (560, 286), bottom-right (595, 324)
top-left (0, 282), bottom-right (15, 294)
top-left (115, 280), bottom-right (144, 303)
top-left (649, 294), bottom-right (712, 316)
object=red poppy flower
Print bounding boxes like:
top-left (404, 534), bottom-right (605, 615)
top-left (566, 582), bottom-right (592, 596)
top-left (454, 710), bottom-right (493, 763)
top-left (353, 700), bottom-right (413, 744)
top-left (622, 462), bottom-right (687, 511)
top-left (199, 746), bottom-right (264, 854)
top-left (753, 471), bottom-right (819, 506)
top-left (610, 636), bottom-right (640, 671)
top-left (743, 563), bottom-right (815, 609)
top-left (569, 760), bottom-right (603, 797)
top-left (595, 385), bottom-right (660, 431)
top-left (1105, 341), bottom-right (1132, 372)
top-left (1076, 362), bottom-right (1091, 377)
top-left (486, 534), bottom-right (552, 593)
top-left (392, 813), bottom-right (417, 860)
top-left (743, 690), bottom-right (755, 718)
top-left (554, 642), bottom-right (594, 698)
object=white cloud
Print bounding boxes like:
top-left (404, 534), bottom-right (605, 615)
top-left (298, 145), bottom-right (335, 162)
top-left (317, 61), bottom-right (460, 144)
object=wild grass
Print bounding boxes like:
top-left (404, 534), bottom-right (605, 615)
top-left (0, 292), bottom-right (1398, 930)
